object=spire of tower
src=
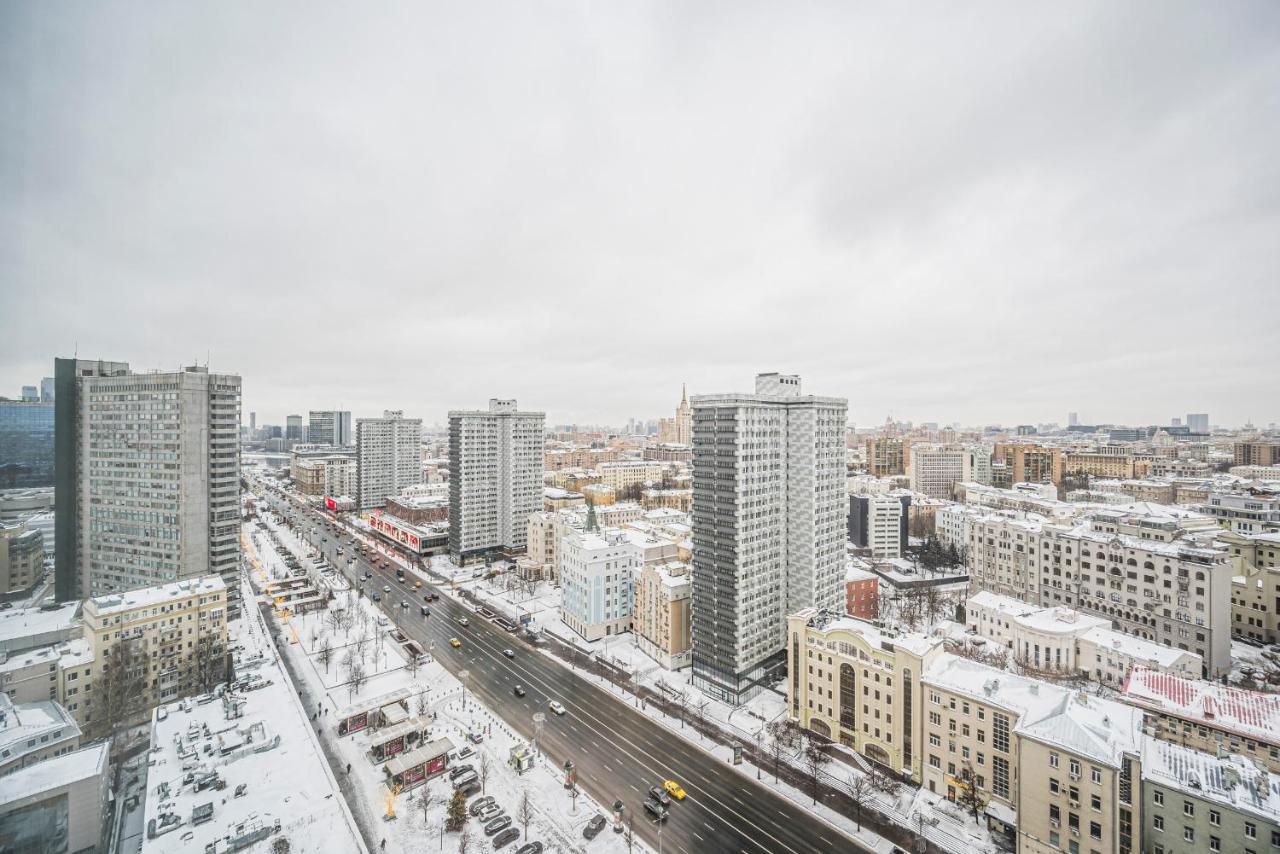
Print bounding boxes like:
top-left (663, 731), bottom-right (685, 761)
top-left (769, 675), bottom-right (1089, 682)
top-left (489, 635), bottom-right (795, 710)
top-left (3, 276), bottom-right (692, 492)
top-left (680, 383), bottom-right (687, 406)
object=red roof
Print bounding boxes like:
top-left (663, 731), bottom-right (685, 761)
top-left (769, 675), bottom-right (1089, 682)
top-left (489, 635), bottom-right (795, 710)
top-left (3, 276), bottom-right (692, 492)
top-left (1124, 666), bottom-right (1280, 743)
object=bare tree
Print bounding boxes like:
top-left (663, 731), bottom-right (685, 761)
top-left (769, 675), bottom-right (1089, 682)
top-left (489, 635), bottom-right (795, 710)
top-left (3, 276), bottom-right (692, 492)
top-left (517, 788), bottom-right (534, 839)
top-left (416, 691), bottom-right (430, 717)
top-left (346, 658), bottom-right (367, 699)
top-left (415, 784), bottom-right (433, 828)
top-left (674, 687), bottom-right (689, 729)
top-left (767, 719), bottom-right (799, 783)
top-left (869, 766), bottom-right (903, 800)
top-left (324, 607), bottom-right (343, 638)
top-left (353, 630), bottom-right (370, 666)
top-left (802, 734), bottom-right (831, 805)
top-left (319, 638), bottom-right (334, 673)
top-left (406, 650), bottom-right (421, 680)
top-left (457, 828), bottom-right (472, 854)
top-left (955, 764), bottom-right (987, 822)
top-left (97, 636), bottom-right (148, 741)
top-left (478, 753), bottom-right (491, 795)
top-left (844, 773), bottom-right (873, 830)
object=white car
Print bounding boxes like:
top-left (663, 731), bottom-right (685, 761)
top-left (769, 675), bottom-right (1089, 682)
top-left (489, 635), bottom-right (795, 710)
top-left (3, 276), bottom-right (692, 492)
top-left (548, 700), bottom-right (566, 716)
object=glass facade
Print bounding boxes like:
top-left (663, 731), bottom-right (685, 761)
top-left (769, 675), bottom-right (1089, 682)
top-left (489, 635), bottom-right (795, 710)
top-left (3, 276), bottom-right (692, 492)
top-left (0, 400), bottom-right (55, 487)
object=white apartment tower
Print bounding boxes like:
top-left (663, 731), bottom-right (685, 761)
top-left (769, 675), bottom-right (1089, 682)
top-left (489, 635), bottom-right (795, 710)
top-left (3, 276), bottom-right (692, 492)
top-left (53, 360), bottom-right (241, 603)
top-left (691, 373), bottom-right (847, 703)
top-left (909, 443), bottom-right (973, 499)
top-left (448, 399), bottom-right (545, 564)
top-left (355, 410), bottom-right (422, 510)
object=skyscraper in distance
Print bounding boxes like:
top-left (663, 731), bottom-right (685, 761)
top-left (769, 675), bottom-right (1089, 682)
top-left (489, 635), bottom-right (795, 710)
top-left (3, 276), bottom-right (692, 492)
top-left (690, 373), bottom-right (847, 704)
top-left (309, 410), bottom-right (353, 446)
top-left (1187, 413), bottom-right (1209, 433)
top-left (53, 359), bottom-right (241, 603)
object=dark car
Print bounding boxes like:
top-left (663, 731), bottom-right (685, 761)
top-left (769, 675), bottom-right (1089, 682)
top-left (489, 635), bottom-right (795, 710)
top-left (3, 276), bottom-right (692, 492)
top-left (513, 685), bottom-right (526, 697)
top-left (449, 764), bottom-right (474, 781)
top-left (456, 780), bottom-right (481, 798)
top-left (421, 606), bottom-right (431, 617)
top-left (515, 844), bottom-right (543, 854)
top-left (583, 814), bottom-right (607, 839)
top-left (424, 592), bottom-right (433, 602)
top-left (643, 798), bottom-right (667, 820)
top-left (484, 816), bottom-right (512, 836)
top-left (493, 828), bottom-right (521, 849)
top-left (647, 786), bottom-right (671, 807)
top-left (468, 796), bottom-right (495, 817)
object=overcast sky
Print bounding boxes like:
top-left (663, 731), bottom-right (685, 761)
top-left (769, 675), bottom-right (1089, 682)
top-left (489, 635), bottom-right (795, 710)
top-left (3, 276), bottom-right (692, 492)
top-left (3, 3), bottom-right (1278, 429)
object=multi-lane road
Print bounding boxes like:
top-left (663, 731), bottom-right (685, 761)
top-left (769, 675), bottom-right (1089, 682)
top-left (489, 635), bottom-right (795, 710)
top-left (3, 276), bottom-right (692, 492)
top-left (255, 485), bottom-right (869, 854)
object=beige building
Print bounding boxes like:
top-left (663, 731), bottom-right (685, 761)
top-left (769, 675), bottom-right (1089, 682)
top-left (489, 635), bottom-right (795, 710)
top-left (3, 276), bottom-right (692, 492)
top-left (866, 437), bottom-right (912, 477)
top-left (81, 575), bottom-right (228, 737)
top-left (634, 562), bottom-right (692, 669)
top-left (640, 488), bottom-right (692, 514)
top-left (1119, 480), bottom-right (1176, 504)
top-left (964, 507), bottom-right (1233, 676)
top-left (922, 653), bottom-right (1143, 848)
top-left (0, 521), bottom-right (43, 597)
top-left (787, 608), bottom-right (944, 781)
top-left (1064, 451), bottom-right (1138, 481)
top-left (597, 461), bottom-right (664, 492)
top-left (1227, 529), bottom-right (1280, 643)
top-left (994, 444), bottom-right (1064, 486)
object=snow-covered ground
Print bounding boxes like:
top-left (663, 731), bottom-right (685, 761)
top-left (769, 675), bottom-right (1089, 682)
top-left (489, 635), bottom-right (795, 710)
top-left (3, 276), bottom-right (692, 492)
top-left (247, 519), bottom-right (639, 854)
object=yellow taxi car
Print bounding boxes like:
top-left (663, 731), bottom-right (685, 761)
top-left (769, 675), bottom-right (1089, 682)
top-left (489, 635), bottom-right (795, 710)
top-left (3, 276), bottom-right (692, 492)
top-left (663, 779), bottom-right (686, 801)
top-left (449, 638), bottom-right (462, 648)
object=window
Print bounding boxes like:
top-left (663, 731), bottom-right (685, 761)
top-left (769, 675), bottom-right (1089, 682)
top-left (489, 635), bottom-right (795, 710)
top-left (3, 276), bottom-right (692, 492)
top-left (1209, 810), bottom-right (1220, 826)
top-left (1183, 802), bottom-right (1194, 817)
top-left (992, 756), bottom-right (1010, 800)
top-left (993, 713), bottom-right (1010, 753)
top-left (1070, 759), bottom-right (1081, 778)
top-left (1153, 816), bottom-right (1164, 831)
top-left (1090, 822), bottom-right (1101, 840)
top-left (1091, 794), bottom-right (1101, 811)
top-left (1050, 752), bottom-right (1060, 768)
top-left (1184, 828), bottom-right (1194, 843)
top-left (1050, 778), bottom-right (1060, 794)
top-left (1210, 837), bottom-right (1221, 852)
top-left (1153, 790), bottom-right (1164, 806)
top-left (1247, 823), bottom-right (1257, 840)
top-left (1091, 767), bottom-right (1102, 784)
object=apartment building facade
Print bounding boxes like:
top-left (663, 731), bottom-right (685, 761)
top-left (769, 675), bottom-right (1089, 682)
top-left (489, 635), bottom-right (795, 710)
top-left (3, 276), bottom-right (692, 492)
top-left (691, 374), bottom-right (847, 703)
top-left (355, 410), bottom-right (422, 510)
top-left (910, 445), bottom-right (973, 499)
top-left (448, 399), bottom-right (544, 563)
top-left (558, 528), bottom-right (638, 641)
top-left (80, 575), bottom-right (228, 737)
top-left (964, 508), bottom-right (1233, 675)
top-left (634, 561), bottom-right (692, 669)
top-left (53, 360), bottom-right (241, 602)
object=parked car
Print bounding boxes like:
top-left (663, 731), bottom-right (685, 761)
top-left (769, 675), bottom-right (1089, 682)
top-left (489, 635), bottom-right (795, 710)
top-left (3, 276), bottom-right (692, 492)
top-left (583, 814), bottom-right (607, 839)
top-left (453, 771), bottom-right (479, 789)
top-left (448, 764), bottom-right (474, 781)
top-left (493, 828), bottom-right (521, 849)
top-left (484, 816), bottom-right (512, 836)
top-left (476, 803), bottom-right (503, 822)
top-left (515, 843), bottom-right (544, 854)
top-left (468, 796), bottom-right (496, 817)
top-left (548, 701), bottom-right (566, 715)
top-left (513, 685), bottom-right (526, 697)
top-left (455, 746), bottom-right (475, 760)
top-left (456, 780), bottom-right (481, 798)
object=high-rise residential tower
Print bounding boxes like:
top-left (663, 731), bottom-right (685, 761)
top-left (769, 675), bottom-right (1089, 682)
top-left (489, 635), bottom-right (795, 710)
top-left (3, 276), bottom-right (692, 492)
top-left (448, 399), bottom-right (544, 564)
top-left (355, 410), bottom-right (422, 510)
top-left (690, 373), bottom-right (847, 704)
top-left (308, 410), bottom-right (353, 446)
top-left (53, 360), bottom-right (241, 602)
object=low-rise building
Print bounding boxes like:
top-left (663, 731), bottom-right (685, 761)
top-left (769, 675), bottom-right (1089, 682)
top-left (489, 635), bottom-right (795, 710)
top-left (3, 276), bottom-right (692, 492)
top-left (634, 562), bottom-right (692, 669)
top-left (845, 563), bottom-right (878, 620)
top-left (640, 488), bottom-right (692, 514)
top-left (0, 520), bottom-right (43, 598)
top-left (848, 494), bottom-right (905, 558)
top-left (384, 493), bottom-right (449, 525)
top-left (1123, 666), bottom-right (1280, 773)
top-left (81, 576), bottom-right (228, 738)
top-left (787, 608), bottom-right (944, 781)
top-left (1200, 489), bottom-right (1280, 535)
top-left (0, 743), bottom-right (109, 852)
top-left (1141, 737), bottom-right (1279, 854)
top-left (1226, 530), bottom-right (1280, 643)
top-left (0, 692), bottom-right (81, 776)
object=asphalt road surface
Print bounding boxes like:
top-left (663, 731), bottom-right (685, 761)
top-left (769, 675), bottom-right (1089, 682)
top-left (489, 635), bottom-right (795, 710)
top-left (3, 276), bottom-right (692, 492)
top-left (256, 488), bottom-right (870, 854)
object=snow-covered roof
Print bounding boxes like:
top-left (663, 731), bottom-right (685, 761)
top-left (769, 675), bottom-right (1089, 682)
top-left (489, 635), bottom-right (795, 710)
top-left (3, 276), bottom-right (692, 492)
top-left (1142, 737), bottom-right (1280, 821)
top-left (1077, 626), bottom-right (1197, 668)
top-left (0, 743), bottom-right (107, 806)
top-left (0, 601), bottom-right (80, 645)
top-left (924, 653), bottom-right (1068, 721)
top-left (88, 575), bottom-right (225, 617)
top-left (1123, 666), bottom-right (1280, 745)
top-left (1017, 692), bottom-right (1142, 768)
top-left (0, 694), bottom-right (80, 759)
top-left (802, 610), bottom-right (941, 657)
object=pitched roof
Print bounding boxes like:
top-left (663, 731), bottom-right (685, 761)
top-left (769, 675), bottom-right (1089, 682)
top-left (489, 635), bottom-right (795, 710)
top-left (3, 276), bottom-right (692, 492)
top-left (1124, 666), bottom-right (1280, 745)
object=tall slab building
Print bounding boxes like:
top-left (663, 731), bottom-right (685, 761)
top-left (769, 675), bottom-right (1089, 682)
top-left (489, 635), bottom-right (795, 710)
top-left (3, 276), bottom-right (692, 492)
top-left (691, 373), bottom-right (847, 703)
top-left (354, 410), bottom-right (422, 510)
top-left (448, 399), bottom-right (544, 564)
top-left (53, 360), bottom-right (241, 603)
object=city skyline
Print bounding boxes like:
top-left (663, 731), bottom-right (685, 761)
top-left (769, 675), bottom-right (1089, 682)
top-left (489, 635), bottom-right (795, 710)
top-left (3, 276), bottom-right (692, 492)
top-left (4, 3), bottom-right (1278, 427)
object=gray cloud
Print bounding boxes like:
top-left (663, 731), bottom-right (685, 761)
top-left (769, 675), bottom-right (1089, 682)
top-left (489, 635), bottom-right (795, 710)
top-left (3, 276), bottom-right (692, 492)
top-left (2, 2), bottom-right (1278, 428)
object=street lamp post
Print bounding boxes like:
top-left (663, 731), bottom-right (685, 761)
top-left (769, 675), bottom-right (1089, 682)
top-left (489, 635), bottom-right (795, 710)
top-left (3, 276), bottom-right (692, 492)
top-left (532, 712), bottom-right (545, 760)
top-left (459, 669), bottom-right (470, 711)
